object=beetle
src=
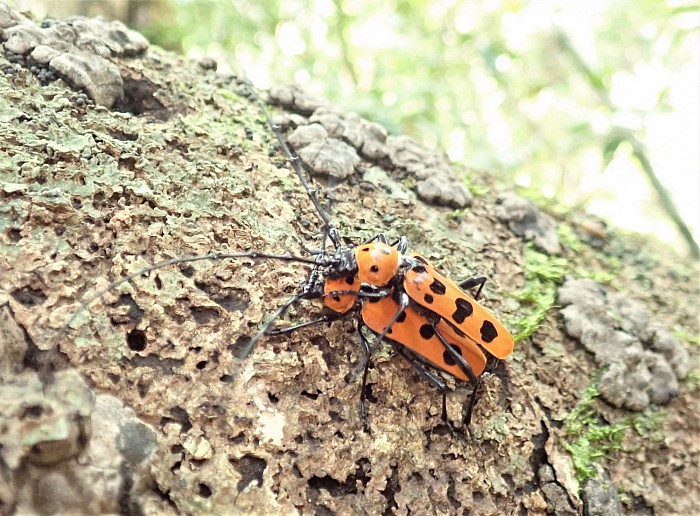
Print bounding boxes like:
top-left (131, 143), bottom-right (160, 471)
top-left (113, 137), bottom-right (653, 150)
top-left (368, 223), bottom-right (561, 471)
top-left (50, 79), bottom-right (514, 432)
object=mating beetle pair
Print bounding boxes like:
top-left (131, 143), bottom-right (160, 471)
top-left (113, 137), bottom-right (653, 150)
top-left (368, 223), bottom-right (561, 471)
top-left (53, 80), bottom-right (514, 433)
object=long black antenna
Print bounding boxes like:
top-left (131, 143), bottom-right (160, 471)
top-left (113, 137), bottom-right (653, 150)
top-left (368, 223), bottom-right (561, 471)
top-left (45, 251), bottom-right (319, 370)
top-left (242, 75), bottom-right (341, 250)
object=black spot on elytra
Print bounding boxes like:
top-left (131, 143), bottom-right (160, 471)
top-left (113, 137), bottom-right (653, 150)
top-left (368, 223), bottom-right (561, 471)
top-left (332, 295), bottom-right (341, 302)
top-left (419, 324), bottom-right (434, 340)
top-left (361, 247), bottom-right (370, 252)
top-left (480, 320), bottom-right (498, 343)
top-left (413, 265), bottom-right (427, 274)
top-left (345, 276), bottom-right (356, 285)
top-left (424, 293), bottom-right (434, 304)
top-left (370, 265), bottom-right (379, 273)
top-left (452, 298), bottom-right (473, 324)
top-left (396, 311), bottom-right (407, 323)
top-left (429, 278), bottom-right (446, 295)
top-left (442, 344), bottom-right (463, 367)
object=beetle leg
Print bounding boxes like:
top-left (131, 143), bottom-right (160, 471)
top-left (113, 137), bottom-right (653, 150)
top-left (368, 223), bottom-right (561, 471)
top-left (431, 323), bottom-right (482, 429)
top-left (239, 290), bottom-right (308, 359)
top-left (388, 235), bottom-right (409, 254)
top-left (355, 320), bottom-right (373, 432)
top-left (391, 345), bottom-right (464, 441)
top-left (457, 275), bottom-right (487, 300)
top-left (359, 233), bottom-right (391, 245)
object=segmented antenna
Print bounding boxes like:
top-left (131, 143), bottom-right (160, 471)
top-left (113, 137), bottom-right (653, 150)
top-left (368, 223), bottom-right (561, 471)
top-left (42, 77), bottom-right (342, 384)
top-left (242, 76), bottom-right (342, 251)
top-left (42, 251), bottom-right (320, 383)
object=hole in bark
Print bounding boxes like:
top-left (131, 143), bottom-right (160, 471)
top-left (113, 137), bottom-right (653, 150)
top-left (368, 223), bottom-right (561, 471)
top-left (195, 283), bottom-right (250, 312)
top-left (629, 495), bottom-right (654, 515)
top-left (228, 335), bottom-right (250, 356)
top-left (126, 329), bottom-right (147, 351)
top-left (179, 265), bottom-right (195, 278)
top-left (229, 454), bottom-right (267, 492)
top-left (210, 404), bottom-right (226, 416)
top-left (112, 75), bottom-right (170, 120)
top-left (20, 405), bottom-right (44, 419)
top-left (292, 464), bottom-right (303, 478)
top-left (308, 458), bottom-right (370, 499)
top-left (301, 390), bottom-right (320, 400)
top-left (114, 294), bottom-right (144, 325)
top-left (152, 484), bottom-right (178, 512)
top-left (381, 465), bottom-right (400, 515)
top-left (137, 378), bottom-right (148, 398)
top-left (446, 476), bottom-right (463, 510)
top-left (7, 228), bottom-right (21, 241)
top-left (160, 406), bottom-right (192, 433)
top-left (11, 286), bottom-right (47, 307)
top-left (528, 422), bottom-right (549, 475)
top-left (229, 432), bottom-right (246, 445)
top-left (190, 306), bottom-right (219, 324)
top-left (308, 475), bottom-right (354, 497)
top-left (197, 483), bottom-right (212, 498)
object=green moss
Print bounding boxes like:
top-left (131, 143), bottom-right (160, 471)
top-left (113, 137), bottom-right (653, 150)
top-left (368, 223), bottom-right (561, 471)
top-left (522, 247), bottom-right (570, 283)
top-left (685, 371), bottom-right (700, 392)
top-left (628, 408), bottom-right (666, 444)
top-left (445, 209), bottom-right (465, 222)
top-left (673, 329), bottom-right (700, 346)
top-left (575, 268), bottom-right (618, 285)
top-left (402, 177), bottom-right (417, 190)
top-left (557, 223), bottom-right (585, 254)
top-left (618, 490), bottom-right (632, 506)
top-left (509, 244), bottom-right (569, 341)
top-left (510, 288), bottom-right (556, 342)
top-left (598, 252), bottom-right (622, 274)
top-left (563, 381), bottom-right (627, 483)
top-left (563, 379), bottom-right (667, 485)
top-left (462, 174), bottom-right (490, 197)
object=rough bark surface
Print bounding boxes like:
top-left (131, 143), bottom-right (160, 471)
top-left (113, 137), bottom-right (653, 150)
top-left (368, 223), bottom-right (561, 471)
top-left (1, 4), bottom-right (698, 515)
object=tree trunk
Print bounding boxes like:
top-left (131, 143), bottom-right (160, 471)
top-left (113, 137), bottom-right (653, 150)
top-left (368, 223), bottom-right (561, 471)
top-left (0, 4), bottom-right (697, 515)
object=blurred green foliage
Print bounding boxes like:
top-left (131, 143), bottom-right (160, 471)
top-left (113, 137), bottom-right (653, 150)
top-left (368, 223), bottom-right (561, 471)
top-left (142, 0), bottom-right (699, 255)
